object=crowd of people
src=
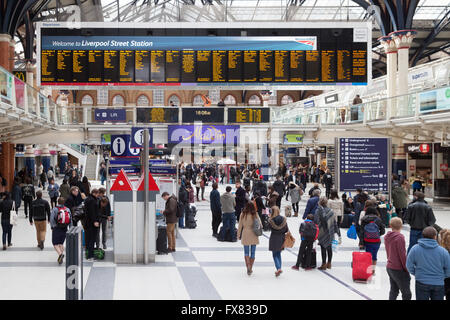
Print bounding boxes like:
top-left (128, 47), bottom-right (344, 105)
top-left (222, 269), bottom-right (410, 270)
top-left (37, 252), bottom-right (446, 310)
top-left (161, 167), bottom-right (449, 300)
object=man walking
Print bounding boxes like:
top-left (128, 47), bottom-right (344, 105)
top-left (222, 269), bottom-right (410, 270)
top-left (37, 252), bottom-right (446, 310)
top-left (162, 192), bottom-right (178, 252)
top-left (234, 181), bottom-right (246, 222)
top-left (384, 217), bottom-right (412, 300)
top-left (391, 175), bottom-right (408, 221)
top-left (407, 226), bottom-right (450, 300)
top-left (84, 189), bottom-right (100, 260)
top-left (22, 177), bottom-right (35, 218)
top-left (30, 190), bottom-right (51, 250)
top-left (209, 183), bottom-right (222, 238)
top-left (220, 186), bottom-right (237, 242)
top-left (404, 192), bottom-right (436, 253)
top-left (272, 175), bottom-right (285, 208)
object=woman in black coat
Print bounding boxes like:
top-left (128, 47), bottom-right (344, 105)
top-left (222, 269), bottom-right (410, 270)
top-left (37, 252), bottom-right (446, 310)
top-left (268, 206), bottom-right (289, 277)
top-left (0, 192), bottom-right (14, 250)
top-left (64, 187), bottom-right (83, 226)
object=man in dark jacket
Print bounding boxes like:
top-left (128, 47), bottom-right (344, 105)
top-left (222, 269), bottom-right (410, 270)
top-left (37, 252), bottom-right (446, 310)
top-left (84, 189), bottom-right (100, 260)
top-left (323, 169), bottom-right (333, 198)
top-left (234, 181), bottom-right (246, 222)
top-left (162, 192), bottom-right (178, 252)
top-left (21, 177), bottom-right (35, 218)
top-left (252, 176), bottom-right (267, 197)
top-left (30, 190), bottom-right (51, 250)
top-left (302, 189), bottom-right (320, 219)
top-left (391, 177), bottom-right (409, 221)
top-left (209, 182), bottom-right (222, 238)
top-left (272, 176), bottom-right (285, 208)
top-left (404, 192), bottom-right (436, 253)
top-left (96, 188), bottom-right (111, 249)
top-left (64, 186), bottom-right (83, 227)
top-left (178, 183), bottom-right (188, 229)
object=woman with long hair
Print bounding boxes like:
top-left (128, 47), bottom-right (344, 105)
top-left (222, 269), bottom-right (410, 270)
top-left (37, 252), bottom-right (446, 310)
top-left (328, 189), bottom-right (343, 226)
top-left (268, 206), bottom-right (289, 277)
top-left (438, 229), bottom-right (450, 300)
top-left (237, 202), bottom-right (262, 275)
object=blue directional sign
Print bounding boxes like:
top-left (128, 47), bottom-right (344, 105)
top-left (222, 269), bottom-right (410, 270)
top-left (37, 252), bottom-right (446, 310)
top-left (111, 134), bottom-right (141, 158)
top-left (108, 166), bottom-right (141, 175)
top-left (95, 109), bottom-right (126, 121)
top-left (130, 127), bottom-right (153, 148)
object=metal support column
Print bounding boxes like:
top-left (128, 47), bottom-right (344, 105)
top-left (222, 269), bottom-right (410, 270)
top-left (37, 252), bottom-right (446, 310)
top-left (143, 129), bottom-right (149, 264)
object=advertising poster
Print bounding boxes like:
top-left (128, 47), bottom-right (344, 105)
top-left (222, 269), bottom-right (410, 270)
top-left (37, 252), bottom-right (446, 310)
top-left (419, 87), bottom-right (450, 113)
top-left (0, 71), bottom-right (13, 104)
top-left (14, 77), bottom-right (25, 109)
top-left (283, 134), bottom-right (304, 145)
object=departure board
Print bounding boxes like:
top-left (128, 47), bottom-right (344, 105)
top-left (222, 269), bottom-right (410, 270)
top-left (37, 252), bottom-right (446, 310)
top-left (290, 51), bottom-right (305, 82)
top-left (165, 50), bottom-right (180, 82)
top-left (243, 50), bottom-right (258, 82)
top-left (181, 50), bottom-right (196, 83)
top-left (88, 50), bottom-right (103, 82)
top-left (135, 50), bottom-right (150, 83)
top-left (305, 51), bottom-right (320, 82)
top-left (274, 51), bottom-right (289, 82)
top-left (259, 50), bottom-right (273, 82)
top-left (40, 27), bottom-right (369, 85)
top-left (56, 50), bottom-right (72, 82)
top-left (72, 50), bottom-right (88, 82)
top-left (228, 51), bottom-right (243, 82)
top-left (321, 48), bottom-right (336, 82)
top-left (151, 50), bottom-right (165, 82)
top-left (337, 48), bottom-right (351, 82)
top-left (41, 50), bottom-right (56, 82)
top-left (103, 50), bottom-right (119, 82)
top-left (196, 51), bottom-right (212, 82)
top-left (228, 107), bottom-right (270, 123)
top-left (119, 50), bottom-right (134, 82)
top-left (212, 50), bottom-right (227, 82)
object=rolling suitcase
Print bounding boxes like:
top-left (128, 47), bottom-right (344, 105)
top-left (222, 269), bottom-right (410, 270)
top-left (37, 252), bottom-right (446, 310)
top-left (301, 249), bottom-right (317, 269)
top-left (284, 205), bottom-right (292, 217)
top-left (156, 225), bottom-right (169, 254)
top-left (351, 252), bottom-right (373, 282)
top-left (340, 214), bottom-right (353, 228)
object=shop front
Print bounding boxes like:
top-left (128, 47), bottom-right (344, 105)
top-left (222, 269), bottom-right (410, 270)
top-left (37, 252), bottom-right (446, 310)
top-left (434, 143), bottom-right (450, 200)
top-left (404, 143), bottom-right (432, 197)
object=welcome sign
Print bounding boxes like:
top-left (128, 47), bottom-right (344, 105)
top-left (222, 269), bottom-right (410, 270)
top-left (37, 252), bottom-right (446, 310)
top-left (168, 125), bottom-right (240, 145)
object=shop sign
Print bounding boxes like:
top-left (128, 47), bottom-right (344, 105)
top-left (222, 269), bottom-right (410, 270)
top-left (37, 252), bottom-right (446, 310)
top-left (440, 163), bottom-right (448, 172)
top-left (404, 143), bottom-right (431, 154)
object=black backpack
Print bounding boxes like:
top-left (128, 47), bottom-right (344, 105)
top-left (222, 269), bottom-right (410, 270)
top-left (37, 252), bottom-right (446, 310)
top-left (302, 221), bottom-right (319, 241)
top-left (176, 198), bottom-right (184, 218)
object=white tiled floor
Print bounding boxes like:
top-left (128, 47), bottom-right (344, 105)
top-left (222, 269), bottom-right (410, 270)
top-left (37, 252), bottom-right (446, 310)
top-left (0, 180), bottom-right (448, 300)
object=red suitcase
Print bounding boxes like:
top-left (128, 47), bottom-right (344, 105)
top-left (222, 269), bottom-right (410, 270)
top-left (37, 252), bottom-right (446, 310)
top-left (351, 252), bottom-right (373, 282)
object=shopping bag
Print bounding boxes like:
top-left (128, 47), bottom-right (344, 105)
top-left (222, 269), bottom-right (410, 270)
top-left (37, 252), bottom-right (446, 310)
top-left (9, 203), bottom-right (18, 226)
top-left (331, 239), bottom-right (339, 252)
top-left (347, 224), bottom-right (357, 240)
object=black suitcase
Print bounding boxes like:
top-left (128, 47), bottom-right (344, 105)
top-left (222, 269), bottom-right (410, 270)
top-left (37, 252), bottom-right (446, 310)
top-left (301, 249), bottom-right (317, 269)
top-left (340, 214), bottom-right (353, 228)
top-left (156, 225), bottom-right (169, 254)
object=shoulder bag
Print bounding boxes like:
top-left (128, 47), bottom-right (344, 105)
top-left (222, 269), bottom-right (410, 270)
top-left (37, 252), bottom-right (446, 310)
top-left (282, 231), bottom-right (295, 248)
top-left (253, 216), bottom-right (263, 236)
top-left (9, 202), bottom-right (18, 226)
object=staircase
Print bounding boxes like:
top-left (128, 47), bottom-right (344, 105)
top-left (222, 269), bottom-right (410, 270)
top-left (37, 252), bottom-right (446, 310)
top-left (84, 153), bottom-right (99, 181)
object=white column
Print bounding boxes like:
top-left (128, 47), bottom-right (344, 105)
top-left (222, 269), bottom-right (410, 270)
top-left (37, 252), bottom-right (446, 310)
top-left (379, 36), bottom-right (397, 120)
top-left (391, 30), bottom-right (417, 97)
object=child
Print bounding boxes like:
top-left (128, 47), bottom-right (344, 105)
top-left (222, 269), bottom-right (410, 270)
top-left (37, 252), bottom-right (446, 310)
top-left (292, 214), bottom-right (318, 271)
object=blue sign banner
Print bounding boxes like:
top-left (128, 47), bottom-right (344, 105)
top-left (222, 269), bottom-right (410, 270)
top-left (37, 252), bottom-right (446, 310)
top-left (149, 166), bottom-right (177, 175)
top-left (110, 134), bottom-right (141, 158)
top-left (109, 159), bottom-right (167, 166)
top-left (168, 125), bottom-right (240, 145)
top-left (130, 127), bottom-right (153, 148)
top-left (42, 36), bottom-right (317, 51)
top-left (338, 138), bottom-right (389, 192)
top-left (109, 166), bottom-right (140, 175)
top-left (304, 100), bottom-right (315, 109)
top-left (95, 109), bottom-right (126, 121)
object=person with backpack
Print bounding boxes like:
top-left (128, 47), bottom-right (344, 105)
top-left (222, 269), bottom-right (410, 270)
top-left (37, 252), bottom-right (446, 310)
top-left (384, 217), bottom-right (412, 300)
top-left (30, 190), bottom-right (51, 250)
top-left (162, 192), bottom-right (178, 252)
top-left (219, 186), bottom-right (237, 242)
top-left (84, 189), bottom-right (100, 261)
top-left (21, 177), bottom-right (35, 219)
top-left (65, 186), bottom-right (83, 227)
top-left (0, 192), bottom-right (14, 250)
top-left (292, 213), bottom-right (319, 271)
top-left (50, 197), bottom-right (72, 264)
top-left (302, 189), bottom-right (320, 219)
top-left (361, 206), bottom-right (386, 272)
top-left (314, 197), bottom-right (341, 270)
top-left (238, 202), bottom-right (262, 276)
top-left (47, 178), bottom-right (60, 209)
top-left (288, 182), bottom-right (303, 217)
top-left (268, 206), bottom-right (289, 277)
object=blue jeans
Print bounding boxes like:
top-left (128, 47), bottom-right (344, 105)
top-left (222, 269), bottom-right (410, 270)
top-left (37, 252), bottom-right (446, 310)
top-left (244, 245), bottom-right (256, 259)
top-left (365, 242), bottom-right (381, 261)
top-left (178, 205), bottom-right (187, 228)
top-left (1, 221), bottom-right (12, 245)
top-left (222, 212), bottom-right (236, 234)
top-left (100, 175), bottom-right (106, 185)
top-left (408, 229), bottom-right (423, 254)
top-left (272, 251), bottom-right (282, 270)
top-left (415, 281), bottom-right (445, 300)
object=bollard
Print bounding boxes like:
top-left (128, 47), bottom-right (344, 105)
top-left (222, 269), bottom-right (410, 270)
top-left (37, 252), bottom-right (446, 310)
top-left (66, 226), bottom-right (83, 300)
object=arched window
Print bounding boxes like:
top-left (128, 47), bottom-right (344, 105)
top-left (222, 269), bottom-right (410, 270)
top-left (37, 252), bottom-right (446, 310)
top-left (81, 94), bottom-right (93, 105)
top-left (193, 94), bottom-right (204, 106)
top-left (223, 95), bottom-right (237, 106)
top-left (248, 94), bottom-right (261, 106)
top-left (168, 94), bottom-right (180, 106)
top-left (137, 94), bottom-right (149, 106)
top-left (112, 95), bottom-right (124, 106)
top-left (281, 95), bottom-right (294, 105)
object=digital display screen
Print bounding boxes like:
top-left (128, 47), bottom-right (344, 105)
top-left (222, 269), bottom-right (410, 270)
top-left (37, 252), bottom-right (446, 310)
top-left (228, 108), bottom-right (270, 123)
top-left (40, 29), bottom-right (368, 85)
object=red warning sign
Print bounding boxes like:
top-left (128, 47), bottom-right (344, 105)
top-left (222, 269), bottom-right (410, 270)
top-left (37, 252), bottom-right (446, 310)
top-left (137, 171), bottom-right (160, 192)
top-left (110, 169), bottom-right (133, 191)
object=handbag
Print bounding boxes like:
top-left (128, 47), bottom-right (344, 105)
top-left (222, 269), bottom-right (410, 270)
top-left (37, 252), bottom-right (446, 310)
top-left (283, 231), bottom-right (295, 248)
top-left (253, 217), bottom-right (263, 236)
top-left (9, 202), bottom-right (18, 226)
top-left (347, 224), bottom-right (357, 240)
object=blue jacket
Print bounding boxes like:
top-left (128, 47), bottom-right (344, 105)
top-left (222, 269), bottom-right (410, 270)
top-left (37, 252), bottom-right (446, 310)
top-left (406, 238), bottom-right (450, 286)
top-left (303, 196), bottom-right (319, 219)
top-left (12, 184), bottom-right (22, 208)
top-left (210, 189), bottom-right (222, 213)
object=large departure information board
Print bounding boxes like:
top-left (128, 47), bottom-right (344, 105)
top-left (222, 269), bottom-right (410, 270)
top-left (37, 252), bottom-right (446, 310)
top-left (38, 24), bottom-right (369, 86)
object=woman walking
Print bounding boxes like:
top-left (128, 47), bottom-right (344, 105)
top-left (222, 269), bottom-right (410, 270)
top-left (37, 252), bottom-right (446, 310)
top-left (0, 192), bottom-right (14, 250)
top-left (268, 206), bottom-right (289, 277)
top-left (50, 197), bottom-right (72, 264)
top-left (237, 202), bottom-right (263, 275)
top-left (11, 178), bottom-right (22, 214)
top-left (59, 179), bottom-right (70, 201)
top-left (47, 178), bottom-right (60, 209)
top-left (288, 182), bottom-right (302, 217)
top-left (328, 189), bottom-right (343, 226)
top-left (314, 197), bottom-right (341, 270)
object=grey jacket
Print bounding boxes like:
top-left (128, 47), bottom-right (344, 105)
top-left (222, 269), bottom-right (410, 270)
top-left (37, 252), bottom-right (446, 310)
top-left (220, 192), bottom-right (236, 213)
top-left (314, 206), bottom-right (340, 247)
